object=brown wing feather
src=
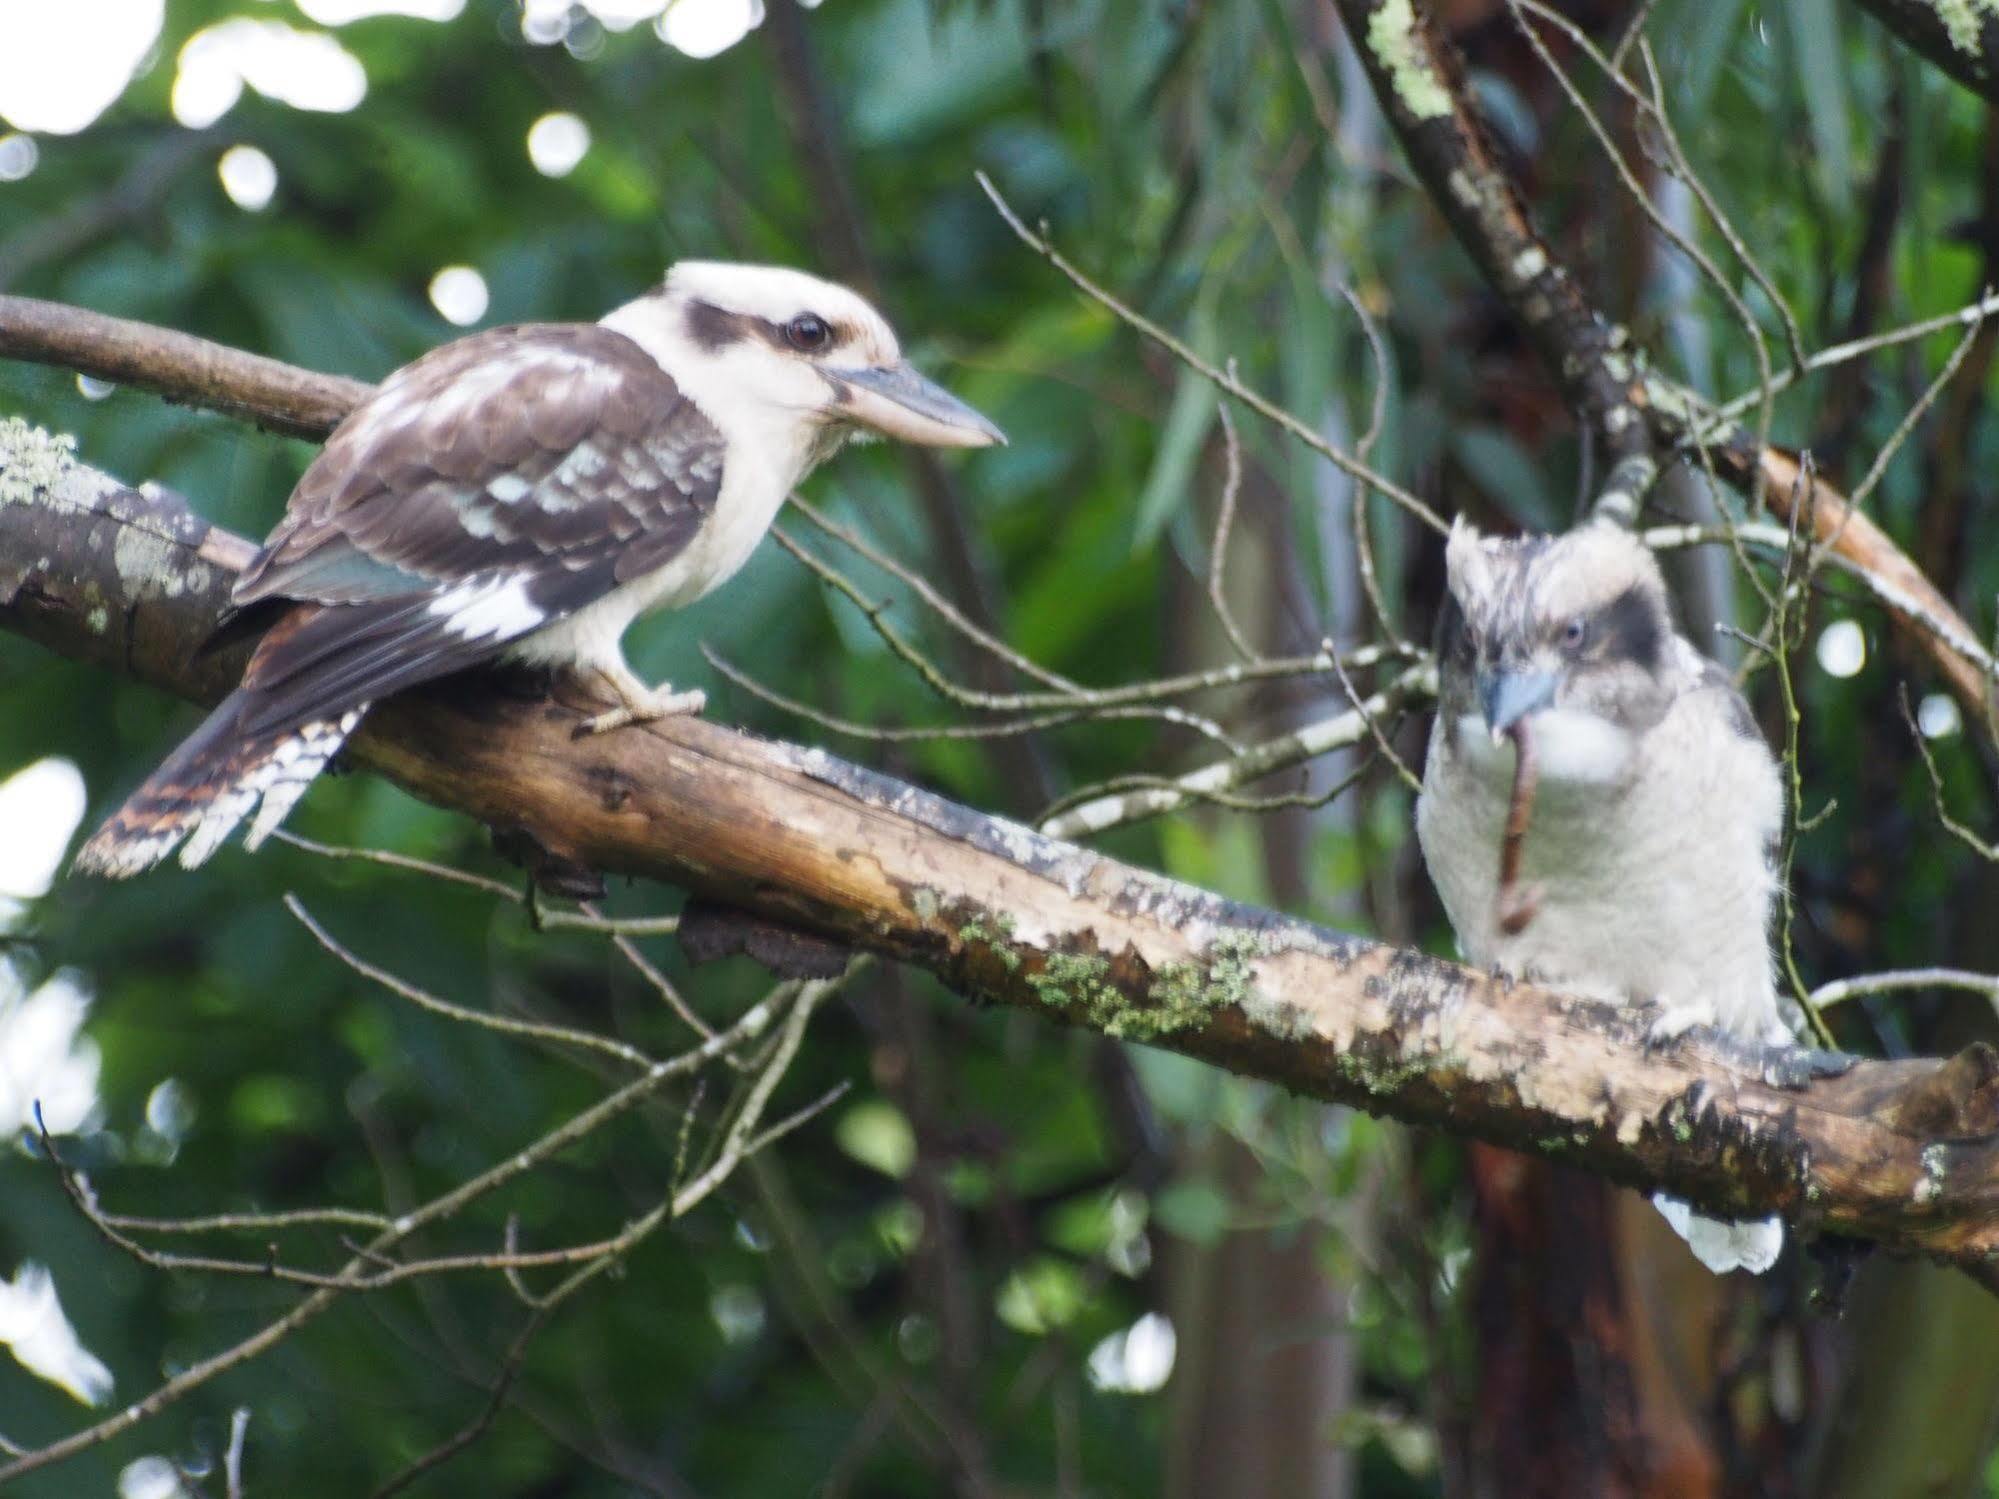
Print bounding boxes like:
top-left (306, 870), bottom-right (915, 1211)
top-left (79, 321), bottom-right (728, 877)
top-left (234, 323), bottom-right (724, 608)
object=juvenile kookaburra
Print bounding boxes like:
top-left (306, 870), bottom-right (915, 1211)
top-left (76, 262), bottom-right (1003, 876)
top-left (1415, 519), bottom-right (1792, 1274)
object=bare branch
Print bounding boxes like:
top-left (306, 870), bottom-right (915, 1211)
top-left (0, 293), bottom-right (369, 440)
top-left (1206, 390), bottom-right (1260, 663)
top-left (1813, 969), bottom-right (1999, 1010)
top-left (2, 978), bottom-right (796, 1482)
top-left (286, 894), bottom-right (659, 1072)
top-left (1039, 662), bottom-right (1435, 836)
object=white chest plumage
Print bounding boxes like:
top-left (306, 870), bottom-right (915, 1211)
top-left (1416, 678), bottom-right (1788, 1044)
top-left (506, 419), bottom-right (801, 674)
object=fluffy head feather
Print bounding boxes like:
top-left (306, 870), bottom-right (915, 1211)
top-left (1440, 518), bottom-right (1679, 755)
top-left (599, 261), bottom-right (1000, 462)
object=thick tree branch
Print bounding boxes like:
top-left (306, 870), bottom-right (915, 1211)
top-left (1330, 0), bottom-right (1999, 739)
top-left (1329, 0), bottom-right (1655, 476)
top-left (8, 310), bottom-right (1999, 1284)
top-left (0, 293), bottom-right (369, 441)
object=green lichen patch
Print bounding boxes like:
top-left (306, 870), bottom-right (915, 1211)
top-left (1013, 928), bottom-right (1270, 1044)
top-left (1025, 948), bottom-right (1148, 1035)
top-left (0, 418), bottom-right (77, 508)
top-left (1145, 927), bottom-right (1271, 1035)
top-left (1367, 0), bottom-right (1452, 121)
top-left (958, 913), bottom-right (1021, 973)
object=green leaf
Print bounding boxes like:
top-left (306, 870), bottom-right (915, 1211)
top-left (996, 1257), bottom-right (1088, 1333)
top-left (835, 1098), bottom-right (917, 1178)
top-left (1783, 0), bottom-right (1851, 201)
top-left (1672, 0), bottom-right (1753, 117)
top-left (1131, 285), bottom-right (1223, 549)
top-left (1450, 425), bottom-right (1558, 529)
top-left (1153, 1181), bottom-right (1232, 1245)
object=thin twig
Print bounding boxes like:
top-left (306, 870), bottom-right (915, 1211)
top-left (1712, 289), bottom-right (1999, 422)
top-left (274, 832), bottom-right (523, 901)
top-left (1332, 279), bottom-right (1405, 648)
top-left (1901, 686), bottom-right (1999, 861)
top-left (1039, 662), bottom-right (1436, 838)
top-left (1811, 968), bottom-right (1999, 1009)
top-left (1035, 754), bottom-right (1378, 829)
top-left (595, 915), bottom-right (715, 1043)
top-left (1207, 385), bottom-right (1261, 662)
top-left (277, 831), bottom-right (683, 935)
top-left (706, 648), bottom-right (1175, 746)
top-left (224, 1407), bottom-right (250, 1499)
top-left (367, 1305), bottom-right (552, 1499)
top-left (976, 171), bottom-right (1446, 534)
top-left (792, 493), bottom-right (1084, 694)
top-left (100, 1204), bottom-right (396, 1235)
top-left (2, 983), bottom-right (799, 1484)
top-left (1846, 309), bottom-right (1988, 511)
top-left (1506, 0), bottom-right (1780, 448)
top-left (1329, 643), bottom-right (1420, 794)
top-left (287, 895), bottom-right (658, 1072)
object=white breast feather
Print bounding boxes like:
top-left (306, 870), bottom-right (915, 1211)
top-left (1418, 672), bottom-right (1787, 1044)
top-left (504, 438), bottom-right (789, 674)
top-left (1417, 647), bottom-right (1791, 1275)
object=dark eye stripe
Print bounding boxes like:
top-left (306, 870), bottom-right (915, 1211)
top-left (1587, 584), bottom-right (1664, 672)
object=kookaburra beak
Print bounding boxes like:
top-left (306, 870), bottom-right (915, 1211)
top-left (826, 362), bottom-right (1007, 449)
top-left (1479, 669), bottom-right (1558, 742)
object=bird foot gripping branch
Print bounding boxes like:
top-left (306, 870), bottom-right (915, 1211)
top-left (573, 666), bottom-right (708, 738)
top-left (70, 262), bottom-right (1004, 877)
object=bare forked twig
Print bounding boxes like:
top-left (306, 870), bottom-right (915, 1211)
top-left (6, 888), bottom-right (846, 1487)
top-left (975, 171), bottom-right (1447, 536)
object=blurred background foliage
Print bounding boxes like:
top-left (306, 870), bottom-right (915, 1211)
top-left (2, 0), bottom-right (1998, 1494)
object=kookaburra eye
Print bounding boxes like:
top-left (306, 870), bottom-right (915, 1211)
top-left (784, 313), bottom-right (831, 352)
top-left (1561, 617), bottom-right (1587, 650)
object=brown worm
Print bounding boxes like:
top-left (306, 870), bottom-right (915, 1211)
top-left (1495, 718), bottom-right (1541, 936)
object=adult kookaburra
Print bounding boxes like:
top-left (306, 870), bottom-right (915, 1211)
top-left (76, 262), bottom-right (1003, 876)
top-left (1415, 519), bottom-right (1792, 1274)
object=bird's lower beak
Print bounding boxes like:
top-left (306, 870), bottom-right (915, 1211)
top-left (825, 362), bottom-right (1006, 449)
top-left (1478, 669), bottom-right (1558, 741)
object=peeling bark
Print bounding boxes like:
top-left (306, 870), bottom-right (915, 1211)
top-left (6, 428), bottom-right (1999, 1280)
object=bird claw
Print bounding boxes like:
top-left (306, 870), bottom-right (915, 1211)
top-left (575, 686), bottom-right (707, 738)
top-left (1646, 994), bottom-right (1717, 1047)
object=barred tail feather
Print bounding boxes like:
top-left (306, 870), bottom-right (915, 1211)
top-left (73, 693), bottom-right (365, 878)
